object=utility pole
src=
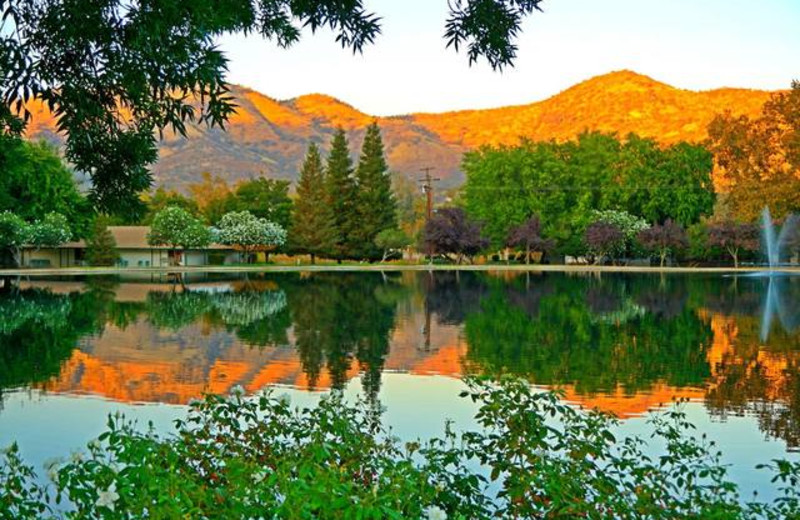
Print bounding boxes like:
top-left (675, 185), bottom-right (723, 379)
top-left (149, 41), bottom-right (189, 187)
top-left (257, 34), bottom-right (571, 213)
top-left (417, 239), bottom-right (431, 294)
top-left (419, 167), bottom-right (440, 263)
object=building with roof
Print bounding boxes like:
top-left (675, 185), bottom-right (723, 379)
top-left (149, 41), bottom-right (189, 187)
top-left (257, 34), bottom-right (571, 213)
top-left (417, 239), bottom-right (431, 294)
top-left (21, 226), bottom-right (239, 268)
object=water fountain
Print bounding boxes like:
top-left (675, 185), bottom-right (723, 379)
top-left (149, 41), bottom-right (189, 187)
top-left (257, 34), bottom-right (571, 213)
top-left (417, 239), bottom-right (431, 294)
top-left (761, 207), bottom-right (800, 268)
top-left (757, 207), bottom-right (800, 340)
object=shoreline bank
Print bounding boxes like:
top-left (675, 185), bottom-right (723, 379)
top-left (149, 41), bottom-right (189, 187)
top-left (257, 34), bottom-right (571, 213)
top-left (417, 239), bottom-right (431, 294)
top-left (2, 264), bottom-right (800, 276)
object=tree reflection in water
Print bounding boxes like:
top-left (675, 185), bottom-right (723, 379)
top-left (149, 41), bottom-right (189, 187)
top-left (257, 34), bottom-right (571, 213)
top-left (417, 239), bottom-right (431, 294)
top-left (1, 272), bottom-right (800, 449)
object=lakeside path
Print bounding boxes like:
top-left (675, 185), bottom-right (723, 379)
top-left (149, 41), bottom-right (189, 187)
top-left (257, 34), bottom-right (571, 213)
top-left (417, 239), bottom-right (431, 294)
top-left (2, 264), bottom-right (800, 276)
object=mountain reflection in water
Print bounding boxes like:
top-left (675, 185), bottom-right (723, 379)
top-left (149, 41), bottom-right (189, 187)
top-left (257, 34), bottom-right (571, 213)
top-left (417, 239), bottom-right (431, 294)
top-left (1, 271), bottom-right (799, 449)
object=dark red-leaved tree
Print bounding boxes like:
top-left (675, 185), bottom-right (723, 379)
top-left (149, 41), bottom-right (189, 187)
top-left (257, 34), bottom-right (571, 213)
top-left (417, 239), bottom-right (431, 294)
top-left (585, 222), bottom-right (624, 264)
top-left (507, 216), bottom-right (555, 265)
top-left (422, 208), bottom-right (489, 264)
top-left (707, 221), bottom-right (759, 268)
top-left (637, 220), bottom-right (689, 267)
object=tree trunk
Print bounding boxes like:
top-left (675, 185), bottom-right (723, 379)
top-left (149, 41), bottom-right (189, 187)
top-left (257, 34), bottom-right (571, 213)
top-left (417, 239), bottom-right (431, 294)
top-left (660, 250), bottom-right (667, 268)
top-left (526, 244), bottom-right (530, 266)
top-left (310, 253), bottom-right (316, 265)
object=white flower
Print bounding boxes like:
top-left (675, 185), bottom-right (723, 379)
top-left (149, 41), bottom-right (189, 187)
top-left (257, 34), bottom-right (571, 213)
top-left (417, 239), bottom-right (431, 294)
top-left (277, 393), bottom-right (291, 406)
top-left (96, 482), bottom-right (119, 511)
top-left (424, 505), bottom-right (447, 520)
top-left (252, 469), bottom-right (268, 484)
top-left (88, 439), bottom-right (102, 451)
top-left (70, 451), bottom-right (84, 463)
top-left (47, 468), bottom-right (59, 483)
top-left (230, 385), bottom-right (245, 397)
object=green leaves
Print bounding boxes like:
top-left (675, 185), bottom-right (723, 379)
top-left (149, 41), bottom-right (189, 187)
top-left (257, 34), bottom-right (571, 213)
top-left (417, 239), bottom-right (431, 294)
top-left (147, 206), bottom-right (211, 251)
top-left (2, 378), bottom-right (800, 518)
top-left (445, 0), bottom-right (544, 71)
top-left (463, 132), bottom-right (716, 254)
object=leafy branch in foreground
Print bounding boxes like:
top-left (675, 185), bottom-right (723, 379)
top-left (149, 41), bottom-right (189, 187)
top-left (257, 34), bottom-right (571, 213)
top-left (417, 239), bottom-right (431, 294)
top-left (2, 378), bottom-right (799, 519)
top-left (1, 0), bottom-right (545, 217)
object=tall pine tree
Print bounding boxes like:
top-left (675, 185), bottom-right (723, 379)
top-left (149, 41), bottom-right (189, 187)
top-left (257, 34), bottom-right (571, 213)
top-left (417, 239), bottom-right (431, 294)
top-left (290, 143), bottom-right (338, 264)
top-left (324, 128), bottom-right (360, 260)
top-left (356, 122), bottom-right (397, 260)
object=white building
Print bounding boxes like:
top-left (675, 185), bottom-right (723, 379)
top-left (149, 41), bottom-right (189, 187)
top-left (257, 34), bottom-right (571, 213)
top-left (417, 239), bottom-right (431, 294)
top-left (21, 226), bottom-right (239, 268)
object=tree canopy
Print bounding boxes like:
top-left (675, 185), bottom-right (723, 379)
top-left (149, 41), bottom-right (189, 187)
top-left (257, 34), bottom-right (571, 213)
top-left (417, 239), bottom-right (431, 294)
top-left (707, 81), bottom-right (800, 221)
top-left (463, 132), bottom-right (715, 254)
top-left (0, 137), bottom-right (91, 236)
top-left (2, 0), bottom-right (544, 217)
top-left (422, 207), bottom-right (489, 264)
top-left (147, 206), bottom-right (211, 256)
top-left (216, 210), bottom-right (287, 262)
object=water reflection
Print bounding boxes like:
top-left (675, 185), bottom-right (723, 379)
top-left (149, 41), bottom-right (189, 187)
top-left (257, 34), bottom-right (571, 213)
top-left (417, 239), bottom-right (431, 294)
top-left (1, 271), bottom-right (799, 449)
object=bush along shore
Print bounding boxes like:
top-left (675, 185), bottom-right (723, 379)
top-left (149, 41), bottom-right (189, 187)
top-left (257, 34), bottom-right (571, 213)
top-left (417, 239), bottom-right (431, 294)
top-left (2, 378), bottom-right (799, 519)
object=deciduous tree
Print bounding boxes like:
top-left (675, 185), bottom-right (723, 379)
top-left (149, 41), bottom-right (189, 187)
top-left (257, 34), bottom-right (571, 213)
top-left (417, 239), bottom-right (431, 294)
top-left (708, 81), bottom-right (800, 221)
top-left (216, 211), bottom-right (286, 263)
top-left (147, 207), bottom-right (211, 265)
top-left (707, 221), bottom-right (759, 268)
top-left (637, 220), bottom-right (689, 267)
top-left (506, 216), bottom-right (554, 265)
top-left (0, 211), bottom-right (29, 267)
top-left (0, 138), bottom-right (91, 236)
top-left (585, 222), bottom-right (624, 264)
top-left (463, 133), bottom-right (714, 255)
top-left (422, 208), bottom-right (489, 264)
top-left (234, 178), bottom-right (293, 231)
top-left (142, 187), bottom-right (200, 225)
top-left (28, 212), bottom-right (71, 249)
top-left (374, 229), bottom-right (411, 263)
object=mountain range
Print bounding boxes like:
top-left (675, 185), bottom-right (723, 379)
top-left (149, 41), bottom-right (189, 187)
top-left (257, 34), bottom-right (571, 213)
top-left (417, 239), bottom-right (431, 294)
top-left (25, 70), bottom-right (775, 191)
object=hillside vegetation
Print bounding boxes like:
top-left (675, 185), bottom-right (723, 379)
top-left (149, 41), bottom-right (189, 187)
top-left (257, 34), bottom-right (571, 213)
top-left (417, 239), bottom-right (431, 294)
top-left (25, 70), bottom-right (773, 191)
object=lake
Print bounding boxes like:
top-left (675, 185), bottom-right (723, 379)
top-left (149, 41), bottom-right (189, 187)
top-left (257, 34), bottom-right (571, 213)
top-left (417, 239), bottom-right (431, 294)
top-left (1, 270), bottom-right (799, 499)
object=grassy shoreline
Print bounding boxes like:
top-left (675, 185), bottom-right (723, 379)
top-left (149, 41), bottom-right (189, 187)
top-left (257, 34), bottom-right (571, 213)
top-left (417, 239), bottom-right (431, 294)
top-left (2, 263), bottom-right (800, 276)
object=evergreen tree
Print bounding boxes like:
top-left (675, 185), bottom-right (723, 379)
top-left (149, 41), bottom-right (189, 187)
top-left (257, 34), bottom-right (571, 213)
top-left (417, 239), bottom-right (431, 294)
top-left (86, 215), bottom-right (120, 266)
top-left (290, 143), bottom-right (338, 264)
top-left (355, 122), bottom-right (397, 259)
top-left (324, 128), bottom-right (359, 260)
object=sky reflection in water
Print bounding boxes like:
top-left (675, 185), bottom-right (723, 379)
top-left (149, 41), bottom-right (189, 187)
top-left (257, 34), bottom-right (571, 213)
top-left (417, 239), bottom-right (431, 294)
top-left (1, 271), bottom-right (799, 496)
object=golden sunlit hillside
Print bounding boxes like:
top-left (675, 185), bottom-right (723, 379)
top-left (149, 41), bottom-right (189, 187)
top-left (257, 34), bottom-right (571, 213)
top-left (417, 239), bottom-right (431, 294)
top-left (26, 70), bottom-right (774, 191)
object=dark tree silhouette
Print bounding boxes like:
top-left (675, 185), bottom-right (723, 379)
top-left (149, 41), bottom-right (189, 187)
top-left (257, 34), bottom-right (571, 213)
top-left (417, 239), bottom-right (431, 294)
top-left (637, 219), bottom-right (689, 267)
top-left (422, 208), bottom-right (489, 264)
top-left (585, 222), bottom-right (624, 264)
top-left (506, 216), bottom-right (554, 265)
top-left (707, 221), bottom-right (759, 268)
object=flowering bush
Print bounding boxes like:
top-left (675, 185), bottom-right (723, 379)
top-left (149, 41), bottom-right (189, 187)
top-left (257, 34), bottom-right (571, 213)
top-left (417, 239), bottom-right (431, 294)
top-left (1, 378), bottom-right (799, 519)
top-left (217, 210), bottom-right (287, 261)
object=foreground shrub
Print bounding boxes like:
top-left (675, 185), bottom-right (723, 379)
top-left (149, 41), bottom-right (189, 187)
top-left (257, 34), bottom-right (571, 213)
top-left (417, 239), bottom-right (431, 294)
top-left (2, 379), bottom-right (800, 519)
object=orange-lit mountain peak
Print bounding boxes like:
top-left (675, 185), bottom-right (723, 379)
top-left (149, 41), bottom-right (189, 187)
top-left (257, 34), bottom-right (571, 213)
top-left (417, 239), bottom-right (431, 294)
top-left (289, 93), bottom-right (372, 130)
top-left (22, 71), bottom-right (776, 191)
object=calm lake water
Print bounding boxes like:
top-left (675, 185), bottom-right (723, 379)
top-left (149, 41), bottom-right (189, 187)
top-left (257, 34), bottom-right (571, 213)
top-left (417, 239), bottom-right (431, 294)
top-left (1, 270), bottom-right (799, 498)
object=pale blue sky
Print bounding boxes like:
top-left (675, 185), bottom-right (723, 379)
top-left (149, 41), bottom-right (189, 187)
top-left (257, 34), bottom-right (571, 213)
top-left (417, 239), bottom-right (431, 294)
top-left (219, 0), bottom-right (800, 115)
